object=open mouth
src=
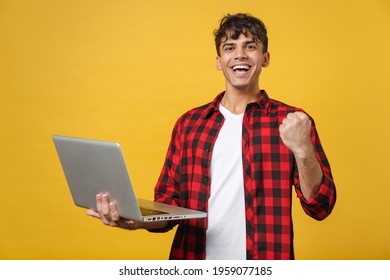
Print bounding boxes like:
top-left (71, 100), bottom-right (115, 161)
top-left (232, 64), bottom-right (251, 73)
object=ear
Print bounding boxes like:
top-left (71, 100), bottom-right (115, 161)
top-left (216, 56), bottom-right (222, 70)
top-left (262, 52), bottom-right (270, 67)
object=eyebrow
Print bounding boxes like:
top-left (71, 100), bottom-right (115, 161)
top-left (222, 40), bottom-right (257, 48)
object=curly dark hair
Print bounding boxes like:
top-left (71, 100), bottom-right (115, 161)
top-left (214, 13), bottom-right (268, 56)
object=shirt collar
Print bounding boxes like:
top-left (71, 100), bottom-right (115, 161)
top-left (203, 90), bottom-right (270, 119)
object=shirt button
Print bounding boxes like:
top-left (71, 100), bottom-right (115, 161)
top-left (202, 176), bottom-right (208, 184)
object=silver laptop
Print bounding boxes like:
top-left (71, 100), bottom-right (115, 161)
top-left (53, 135), bottom-right (207, 222)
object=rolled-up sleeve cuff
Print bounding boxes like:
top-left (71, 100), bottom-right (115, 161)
top-left (296, 174), bottom-right (336, 220)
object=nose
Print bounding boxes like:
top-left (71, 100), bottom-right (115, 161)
top-left (235, 46), bottom-right (247, 60)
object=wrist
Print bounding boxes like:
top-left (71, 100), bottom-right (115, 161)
top-left (143, 220), bottom-right (168, 230)
top-left (292, 142), bottom-right (316, 161)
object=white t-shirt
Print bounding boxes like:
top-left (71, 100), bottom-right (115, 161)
top-left (205, 104), bottom-right (246, 260)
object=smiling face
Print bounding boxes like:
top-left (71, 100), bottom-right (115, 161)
top-left (216, 32), bottom-right (270, 94)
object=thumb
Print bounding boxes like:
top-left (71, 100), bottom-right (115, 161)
top-left (86, 209), bottom-right (100, 218)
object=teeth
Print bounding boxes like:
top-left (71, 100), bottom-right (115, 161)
top-left (232, 65), bottom-right (250, 71)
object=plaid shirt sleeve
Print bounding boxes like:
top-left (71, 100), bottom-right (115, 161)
top-left (294, 118), bottom-right (336, 220)
top-left (148, 115), bottom-right (186, 233)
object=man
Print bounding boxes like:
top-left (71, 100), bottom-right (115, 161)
top-left (87, 13), bottom-right (336, 260)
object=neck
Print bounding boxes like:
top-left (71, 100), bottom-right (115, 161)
top-left (221, 87), bottom-right (261, 114)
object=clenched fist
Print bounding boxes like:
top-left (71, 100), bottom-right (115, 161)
top-left (279, 111), bottom-right (313, 158)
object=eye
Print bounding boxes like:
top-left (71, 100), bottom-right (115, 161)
top-left (246, 44), bottom-right (257, 50)
top-left (224, 46), bottom-right (234, 52)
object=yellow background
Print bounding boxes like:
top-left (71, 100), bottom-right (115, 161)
top-left (1, 0), bottom-right (389, 259)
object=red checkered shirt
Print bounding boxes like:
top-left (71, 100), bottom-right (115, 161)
top-left (151, 90), bottom-right (336, 259)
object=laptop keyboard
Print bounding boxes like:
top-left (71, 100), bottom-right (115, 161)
top-left (140, 207), bottom-right (168, 216)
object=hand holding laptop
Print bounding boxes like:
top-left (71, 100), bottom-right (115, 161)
top-left (53, 135), bottom-right (207, 225)
top-left (86, 193), bottom-right (168, 230)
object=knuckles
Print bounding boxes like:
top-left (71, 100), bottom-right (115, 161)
top-left (282, 112), bottom-right (310, 128)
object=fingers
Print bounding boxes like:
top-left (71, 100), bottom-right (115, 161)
top-left (280, 112), bottom-right (310, 131)
top-left (96, 193), bottom-right (102, 213)
top-left (95, 193), bottom-right (117, 226)
top-left (279, 111), bottom-right (312, 155)
top-left (88, 192), bottom-right (139, 230)
top-left (279, 114), bottom-right (293, 133)
top-left (109, 202), bottom-right (120, 221)
top-left (284, 111), bottom-right (309, 124)
top-left (101, 193), bottom-right (111, 219)
top-left (107, 203), bottom-right (139, 229)
top-left (280, 113), bottom-right (295, 128)
top-left (287, 111), bottom-right (306, 119)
